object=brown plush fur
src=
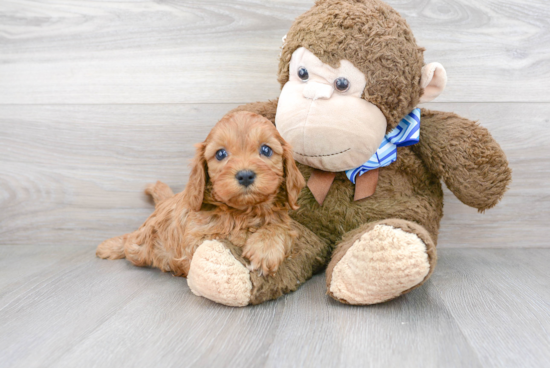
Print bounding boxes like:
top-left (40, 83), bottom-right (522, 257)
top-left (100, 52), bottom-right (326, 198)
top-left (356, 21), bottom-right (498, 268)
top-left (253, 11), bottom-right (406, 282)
top-left (229, 101), bottom-right (510, 304)
top-left (413, 109), bottom-right (512, 212)
top-left (97, 111), bottom-right (306, 277)
top-left (222, 220), bottom-right (332, 305)
top-left (278, 0), bottom-right (425, 131)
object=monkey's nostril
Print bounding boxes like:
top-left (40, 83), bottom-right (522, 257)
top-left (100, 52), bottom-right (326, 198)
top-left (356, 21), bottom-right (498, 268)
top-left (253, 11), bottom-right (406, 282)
top-left (235, 170), bottom-right (256, 187)
top-left (303, 81), bottom-right (334, 100)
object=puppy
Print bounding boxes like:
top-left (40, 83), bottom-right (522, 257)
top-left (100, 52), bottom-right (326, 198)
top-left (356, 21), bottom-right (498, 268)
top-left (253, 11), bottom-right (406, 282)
top-left (96, 111), bottom-right (305, 277)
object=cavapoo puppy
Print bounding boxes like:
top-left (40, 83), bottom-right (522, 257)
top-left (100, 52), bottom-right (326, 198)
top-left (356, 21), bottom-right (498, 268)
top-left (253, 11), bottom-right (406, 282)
top-left (96, 111), bottom-right (305, 277)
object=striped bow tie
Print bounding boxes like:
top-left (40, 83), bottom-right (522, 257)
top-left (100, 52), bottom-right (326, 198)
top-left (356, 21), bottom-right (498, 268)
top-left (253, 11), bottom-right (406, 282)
top-left (345, 108), bottom-right (421, 184)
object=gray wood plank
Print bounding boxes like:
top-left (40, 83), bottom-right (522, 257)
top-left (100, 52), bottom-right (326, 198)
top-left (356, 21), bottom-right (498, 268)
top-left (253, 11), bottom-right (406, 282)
top-left (53, 273), bottom-right (285, 368)
top-left (432, 248), bottom-right (550, 368)
top-left (0, 246), bottom-right (167, 368)
top-left (0, 104), bottom-right (236, 247)
top-left (1, 103), bottom-right (548, 248)
top-left (0, 247), bottom-right (548, 367)
top-left (263, 275), bottom-right (482, 368)
top-left (0, 245), bottom-right (90, 302)
top-left (0, 0), bottom-right (549, 104)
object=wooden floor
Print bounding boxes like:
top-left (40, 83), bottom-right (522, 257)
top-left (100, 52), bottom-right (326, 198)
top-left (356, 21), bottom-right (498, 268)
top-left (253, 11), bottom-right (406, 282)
top-left (2, 1), bottom-right (550, 367)
top-left (0, 246), bottom-right (548, 368)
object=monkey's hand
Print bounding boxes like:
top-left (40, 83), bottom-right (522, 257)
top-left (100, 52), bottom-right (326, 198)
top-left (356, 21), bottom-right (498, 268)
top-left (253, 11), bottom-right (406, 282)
top-left (412, 108), bottom-right (512, 212)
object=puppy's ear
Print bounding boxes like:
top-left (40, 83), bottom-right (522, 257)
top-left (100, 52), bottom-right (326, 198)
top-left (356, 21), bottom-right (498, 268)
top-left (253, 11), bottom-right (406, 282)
top-left (282, 142), bottom-right (305, 210)
top-left (183, 142), bottom-right (208, 211)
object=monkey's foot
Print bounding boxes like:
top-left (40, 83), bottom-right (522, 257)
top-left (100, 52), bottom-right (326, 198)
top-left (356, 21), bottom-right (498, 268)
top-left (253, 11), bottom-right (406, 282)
top-left (187, 240), bottom-right (252, 307)
top-left (326, 221), bottom-right (436, 305)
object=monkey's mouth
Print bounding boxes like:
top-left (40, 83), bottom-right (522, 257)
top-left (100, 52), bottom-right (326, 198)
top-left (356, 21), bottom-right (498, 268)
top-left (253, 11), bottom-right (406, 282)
top-left (294, 148), bottom-right (350, 158)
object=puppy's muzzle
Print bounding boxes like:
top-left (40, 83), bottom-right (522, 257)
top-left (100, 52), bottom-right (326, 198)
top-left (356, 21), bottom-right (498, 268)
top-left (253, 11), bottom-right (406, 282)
top-left (235, 170), bottom-right (256, 187)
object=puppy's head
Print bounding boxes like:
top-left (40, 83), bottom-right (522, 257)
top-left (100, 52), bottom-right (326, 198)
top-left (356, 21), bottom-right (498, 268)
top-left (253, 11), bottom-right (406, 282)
top-left (184, 111), bottom-right (305, 211)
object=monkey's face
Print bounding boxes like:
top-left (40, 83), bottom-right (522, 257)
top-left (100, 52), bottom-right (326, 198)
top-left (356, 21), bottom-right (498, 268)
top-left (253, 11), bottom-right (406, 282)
top-left (275, 47), bottom-right (387, 172)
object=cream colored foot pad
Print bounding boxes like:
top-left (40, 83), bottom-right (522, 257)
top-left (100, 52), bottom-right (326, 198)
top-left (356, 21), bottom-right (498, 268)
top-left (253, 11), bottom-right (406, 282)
top-left (330, 225), bottom-right (430, 305)
top-left (187, 240), bottom-right (252, 307)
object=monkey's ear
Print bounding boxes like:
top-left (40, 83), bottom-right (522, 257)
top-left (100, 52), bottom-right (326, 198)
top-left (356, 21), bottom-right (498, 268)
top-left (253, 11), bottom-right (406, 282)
top-left (282, 142), bottom-right (305, 210)
top-left (183, 142), bottom-right (208, 211)
top-left (419, 62), bottom-right (447, 103)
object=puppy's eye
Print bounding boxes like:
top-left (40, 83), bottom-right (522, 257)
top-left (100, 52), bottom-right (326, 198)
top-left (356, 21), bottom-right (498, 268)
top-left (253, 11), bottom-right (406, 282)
top-left (298, 67), bottom-right (309, 82)
top-left (334, 77), bottom-right (350, 92)
top-left (260, 145), bottom-right (273, 157)
top-left (215, 149), bottom-right (228, 161)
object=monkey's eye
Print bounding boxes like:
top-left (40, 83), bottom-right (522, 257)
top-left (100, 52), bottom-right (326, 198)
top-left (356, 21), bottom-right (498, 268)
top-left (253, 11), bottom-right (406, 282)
top-left (334, 77), bottom-right (350, 92)
top-left (297, 67), bottom-right (309, 82)
top-left (215, 149), bottom-right (228, 161)
top-left (260, 145), bottom-right (273, 157)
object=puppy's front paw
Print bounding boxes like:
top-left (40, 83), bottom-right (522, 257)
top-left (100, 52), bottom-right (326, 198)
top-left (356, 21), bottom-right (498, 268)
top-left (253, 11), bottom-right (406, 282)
top-left (242, 240), bottom-right (286, 277)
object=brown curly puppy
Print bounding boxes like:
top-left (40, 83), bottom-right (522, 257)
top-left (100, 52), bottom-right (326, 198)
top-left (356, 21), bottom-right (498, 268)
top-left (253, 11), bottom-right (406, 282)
top-left (96, 111), bottom-right (305, 277)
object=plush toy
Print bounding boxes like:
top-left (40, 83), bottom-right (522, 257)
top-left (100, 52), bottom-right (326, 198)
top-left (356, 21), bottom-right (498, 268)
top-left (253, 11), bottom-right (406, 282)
top-left (185, 0), bottom-right (511, 306)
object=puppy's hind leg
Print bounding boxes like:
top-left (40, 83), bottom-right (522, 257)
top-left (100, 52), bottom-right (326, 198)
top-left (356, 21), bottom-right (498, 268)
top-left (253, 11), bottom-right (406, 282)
top-left (96, 235), bottom-right (127, 260)
top-left (145, 181), bottom-right (174, 207)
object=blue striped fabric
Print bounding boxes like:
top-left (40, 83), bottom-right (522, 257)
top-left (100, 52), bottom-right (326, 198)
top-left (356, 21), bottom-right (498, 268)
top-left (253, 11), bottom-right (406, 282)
top-left (346, 108), bottom-right (421, 184)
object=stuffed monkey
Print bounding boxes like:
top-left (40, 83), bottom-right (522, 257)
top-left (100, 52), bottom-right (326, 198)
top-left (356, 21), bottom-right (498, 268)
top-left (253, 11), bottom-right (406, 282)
top-left (185, 0), bottom-right (511, 306)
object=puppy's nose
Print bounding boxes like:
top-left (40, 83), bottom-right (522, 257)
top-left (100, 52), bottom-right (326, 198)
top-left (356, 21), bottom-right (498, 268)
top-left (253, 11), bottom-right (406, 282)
top-left (235, 170), bottom-right (256, 187)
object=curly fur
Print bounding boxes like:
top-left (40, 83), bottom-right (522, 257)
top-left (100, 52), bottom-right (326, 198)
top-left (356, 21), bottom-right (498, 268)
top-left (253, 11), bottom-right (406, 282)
top-left (97, 111), bottom-right (306, 277)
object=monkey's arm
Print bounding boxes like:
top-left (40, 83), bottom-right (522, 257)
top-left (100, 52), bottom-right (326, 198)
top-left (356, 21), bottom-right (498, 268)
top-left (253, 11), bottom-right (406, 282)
top-left (229, 99), bottom-right (279, 125)
top-left (412, 109), bottom-right (512, 212)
